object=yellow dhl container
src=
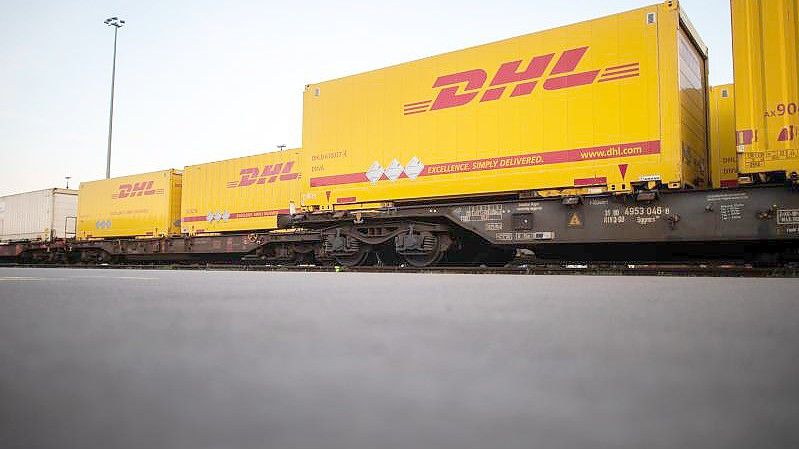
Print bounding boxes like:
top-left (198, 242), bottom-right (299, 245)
top-left (731, 0), bottom-right (799, 179)
top-left (709, 84), bottom-right (739, 188)
top-left (77, 169), bottom-right (182, 239)
top-left (181, 149), bottom-right (303, 234)
top-left (301, 1), bottom-right (709, 208)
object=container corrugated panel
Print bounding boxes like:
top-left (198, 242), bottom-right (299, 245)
top-left (301, 1), bottom-right (709, 208)
top-left (731, 0), bottom-right (799, 177)
top-left (0, 188), bottom-right (77, 242)
top-left (181, 149), bottom-right (303, 234)
top-left (77, 170), bottom-right (182, 239)
top-left (709, 84), bottom-right (739, 188)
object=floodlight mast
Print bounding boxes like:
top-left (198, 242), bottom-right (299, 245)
top-left (104, 17), bottom-right (125, 178)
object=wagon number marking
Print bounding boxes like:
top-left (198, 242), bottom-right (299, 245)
top-left (604, 206), bottom-right (670, 226)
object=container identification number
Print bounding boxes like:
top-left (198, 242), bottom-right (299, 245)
top-left (765, 102), bottom-right (798, 117)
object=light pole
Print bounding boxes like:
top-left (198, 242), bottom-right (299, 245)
top-left (104, 16), bottom-right (125, 179)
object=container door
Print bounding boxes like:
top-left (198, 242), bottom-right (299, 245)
top-left (677, 27), bottom-right (709, 187)
top-left (65, 216), bottom-right (76, 239)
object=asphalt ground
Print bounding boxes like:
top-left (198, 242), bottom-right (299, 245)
top-left (1, 267), bottom-right (798, 449)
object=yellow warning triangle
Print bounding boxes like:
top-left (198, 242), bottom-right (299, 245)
top-left (569, 212), bottom-right (582, 226)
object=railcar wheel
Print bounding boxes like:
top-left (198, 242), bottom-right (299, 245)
top-left (334, 246), bottom-right (371, 267)
top-left (395, 230), bottom-right (451, 268)
top-left (402, 247), bottom-right (444, 268)
top-left (373, 244), bottom-right (401, 267)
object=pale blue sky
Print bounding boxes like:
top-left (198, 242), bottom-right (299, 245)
top-left (0, 0), bottom-right (733, 195)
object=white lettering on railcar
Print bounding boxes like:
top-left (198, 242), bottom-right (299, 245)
top-left (486, 222), bottom-right (503, 231)
top-left (603, 208), bottom-right (625, 225)
top-left (514, 231), bottom-right (554, 241)
top-left (706, 192), bottom-right (749, 202)
top-left (516, 202), bottom-right (543, 212)
top-left (603, 206), bottom-right (671, 226)
top-left (719, 203), bottom-right (744, 221)
top-left (457, 204), bottom-right (506, 222)
top-left (496, 232), bottom-right (513, 241)
top-left (777, 209), bottom-right (799, 225)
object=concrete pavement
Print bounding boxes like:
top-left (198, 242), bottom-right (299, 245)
top-left (1, 268), bottom-right (798, 449)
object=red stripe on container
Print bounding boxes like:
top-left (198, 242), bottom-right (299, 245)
top-left (309, 140), bottom-right (661, 187)
top-left (574, 177), bottom-right (607, 186)
top-left (404, 100), bottom-right (432, 107)
top-left (183, 208), bottom-right (290, 223)
top-left (604, 62), bottom-right (639, 71)
top-left (311, 172), bottom-right (369, 187)
top-left (228, 209), bottom-right (289, 219)
top-left (601, 67), bottom-right (640, 76)
top-left (336, 197), bottom-right (357, 204)
top-left (720, 180), bottom-right (739, 188)
top-left (736, 130), bottom-right (754, 145)
top-left (598, 73), bottom-right (640, 82)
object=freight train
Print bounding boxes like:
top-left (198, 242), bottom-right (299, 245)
top-left (1, 0), bottom-right (798, 267)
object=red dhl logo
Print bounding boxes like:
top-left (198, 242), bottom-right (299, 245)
top-left (778, 125), bottom-right (796, 142)
top-left (403, 46), bottom-right (640, 115)
top-left (111, 181), bottom-right (164, 199)
top-left (736, 127), bottom-right (799, 144)
top-left (226, 161), bottom-right (300, 188)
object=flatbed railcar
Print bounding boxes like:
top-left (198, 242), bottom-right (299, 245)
top-left (2, 184), bottom-right (797, 267)
top-left (2, 0), bottom-right (799, 268)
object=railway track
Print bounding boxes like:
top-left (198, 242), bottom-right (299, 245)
top-left (1, 262), bottom-right (797, 277)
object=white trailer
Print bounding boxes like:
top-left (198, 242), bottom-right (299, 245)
top-left (0, 189), bottom-right (78, 242)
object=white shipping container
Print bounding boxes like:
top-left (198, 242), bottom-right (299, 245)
top-left (0, 188), bottom-right (78, 242)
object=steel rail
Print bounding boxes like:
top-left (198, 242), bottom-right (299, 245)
top-left (1, 262), bottom-right (796, 277)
